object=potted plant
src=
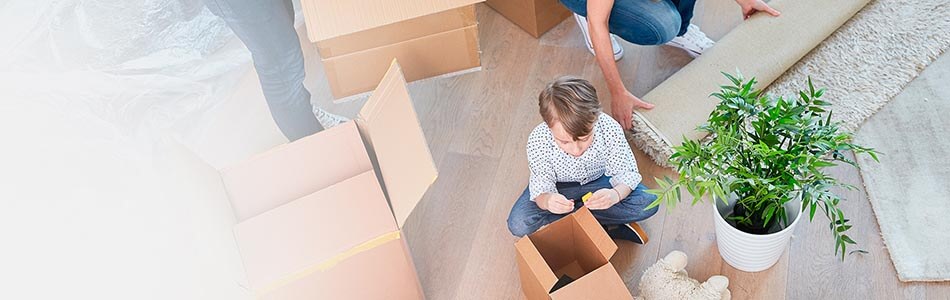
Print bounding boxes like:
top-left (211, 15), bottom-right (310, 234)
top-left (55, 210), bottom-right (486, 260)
top-left (647, 72), bottom-right (878, 272)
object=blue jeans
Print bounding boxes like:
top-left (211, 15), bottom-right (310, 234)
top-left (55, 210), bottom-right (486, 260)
top-left (559, 0), bottom-right (697, 45)
top-left (204, 0), bottom-right (323, 141)
top-left (507, 176), bottom-right (659, 237)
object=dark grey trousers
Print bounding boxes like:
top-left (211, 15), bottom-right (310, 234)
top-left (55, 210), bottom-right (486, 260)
top-left (203, 0), bottom-right (322, 141)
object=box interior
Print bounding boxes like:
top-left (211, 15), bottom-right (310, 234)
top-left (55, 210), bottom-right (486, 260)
top-left (529, 215), bottom-right (609, 287)
top-left (221, 121), bottom-right (374, 222)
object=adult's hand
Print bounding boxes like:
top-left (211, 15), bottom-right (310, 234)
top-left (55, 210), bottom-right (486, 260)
top-left (736, 0), bottom-right (780, 19)
top-left (537, 193), bottom-right (575, 214)
top-left (610, 90), bottom-right (654, 130)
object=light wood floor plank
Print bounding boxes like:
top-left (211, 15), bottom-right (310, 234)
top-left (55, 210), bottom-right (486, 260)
top-left (305, 3), bottom-right (950, 299)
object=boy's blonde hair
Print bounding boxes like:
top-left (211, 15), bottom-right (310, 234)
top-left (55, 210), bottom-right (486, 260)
top-left (538, 76), bottom-right (601, 140)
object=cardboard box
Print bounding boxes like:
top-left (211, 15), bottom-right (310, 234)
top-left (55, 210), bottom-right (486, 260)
top-left (515, 207), bottom-right (633, 300)
top-left (222, 61), bottom-right (437, 299)
top-left (301, 0), bottom-right (482, 42)
top-left (303, 1), bottom-right (484, 99)
top-left (486, 0), bottom-right (572, 38)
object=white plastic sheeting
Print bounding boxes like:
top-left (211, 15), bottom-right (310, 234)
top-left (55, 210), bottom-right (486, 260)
top-left (0, 1), bottom-right (261, 298)
top-left (0, 0), bottom-right (251, 151)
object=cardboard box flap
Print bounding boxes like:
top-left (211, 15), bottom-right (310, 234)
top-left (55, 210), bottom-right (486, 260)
top-left (549, 263), bottom-right (632, 299)
top-left (572, 207), bottom-right (618, 259)
top-left (233, 171), bottom-right (397, 291)
top-left (304, 0), bottom-right (483, 42)
top-left (357, 60), bottom-right (438, 228)
top-left (221, 122), bottom-right (373, 221)
top-left (515, 238), bottom-right (559, 292)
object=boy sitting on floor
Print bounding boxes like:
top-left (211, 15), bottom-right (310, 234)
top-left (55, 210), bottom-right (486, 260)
top-left (507, 76), bottom-right (658, 243)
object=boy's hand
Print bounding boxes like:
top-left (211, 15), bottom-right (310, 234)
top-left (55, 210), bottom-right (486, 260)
top-left (538, 193), bottom-right (575, 214)
top-left (585, 188), bottom-right (620, 210)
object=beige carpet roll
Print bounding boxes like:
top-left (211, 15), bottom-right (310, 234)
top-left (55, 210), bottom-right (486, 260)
top-left (628, 0), bottom-right (870, 166)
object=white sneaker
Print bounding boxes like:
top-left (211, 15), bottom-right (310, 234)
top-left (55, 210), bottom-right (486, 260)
top-left (664, 24), bottom-right (715, 58)
top-left (574, 14), bottom-right (624, 61)
top-left (313, 108), bottom-right (348, 129)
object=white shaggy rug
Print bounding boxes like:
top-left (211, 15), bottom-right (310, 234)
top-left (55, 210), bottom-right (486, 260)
top-left (629, 0), bottom-right (950, 167)
top-left (853, 52), bottom-right (950, 282)
top-left (765, 0), bottom-right (950, 133)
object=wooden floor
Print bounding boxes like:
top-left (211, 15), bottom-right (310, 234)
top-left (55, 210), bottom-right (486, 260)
top-left (308, 4), bottom-right (950, 299)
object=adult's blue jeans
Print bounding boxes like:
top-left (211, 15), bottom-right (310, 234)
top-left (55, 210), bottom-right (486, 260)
top-left (507, 175), bottom-right (659, 237)
top-left (560, 0), bottom-right (697, 45)
top-left (204, 0), bottom-right (323, 141)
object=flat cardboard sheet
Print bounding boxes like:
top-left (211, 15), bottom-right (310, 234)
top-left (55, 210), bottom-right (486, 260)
top-left (220, 121), bottom-right (372, 221)
top-left (633, 0), bottom-right (870, 148)
top-left (315, 5), bottom-right (477, 58)
top-left (358, 61), bottom-right (439, 228)
top-left (233, 171), bottom-right (396, 292)
top-left (302, 0), bottom-right (483, 42)
top-left (322, 24), bottom-right (481, 99)
top-left (260, 238), bottom-right (423, 300)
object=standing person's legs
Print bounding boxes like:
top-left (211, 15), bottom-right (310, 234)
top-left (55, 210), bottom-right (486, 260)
top-left (559, 0), bottom-right (683, 45)
top-left (204, 0), bottom-right (323, 141)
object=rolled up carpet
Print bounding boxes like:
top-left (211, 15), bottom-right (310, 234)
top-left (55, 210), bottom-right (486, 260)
top-left (628, 0), bottom-right (871, 167)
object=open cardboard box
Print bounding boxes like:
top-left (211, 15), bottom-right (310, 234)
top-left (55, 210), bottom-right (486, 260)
top-left (515, 207), bottom-right (633, 300)
top-left (301, 0), bottom-right (484, 99)
top-left (221, 61), bottom-right (436, 299)
top-left (486, 0), bottom-right (572, 38)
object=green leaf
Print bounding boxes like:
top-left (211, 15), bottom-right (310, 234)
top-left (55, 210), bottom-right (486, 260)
top-left (809, 202), bottom-right (817, 220)
top-left (841, 235), bottom-right (856, 244)
top-left (722, 72), bottom-right (741, 86)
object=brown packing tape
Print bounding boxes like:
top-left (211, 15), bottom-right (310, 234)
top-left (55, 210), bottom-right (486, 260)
top-left (315, 5), bottom-right (477, 58)
top-left (257, 235), bottom-right (424, 300)
top-left (322, 24), bottom-right (481, 99)
top-left (254, 231), bottom-right (402, 296)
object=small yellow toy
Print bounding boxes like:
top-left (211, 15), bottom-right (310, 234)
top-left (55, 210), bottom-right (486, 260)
top-left (582, 192), bottom-right (593, 203)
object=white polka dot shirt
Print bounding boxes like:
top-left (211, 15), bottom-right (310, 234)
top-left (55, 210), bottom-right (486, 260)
top-left (526, 113), bottom-right (642, 201)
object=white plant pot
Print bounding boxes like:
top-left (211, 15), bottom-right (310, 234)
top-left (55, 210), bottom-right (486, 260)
top-left (712, 197), bottom-right (803, 272)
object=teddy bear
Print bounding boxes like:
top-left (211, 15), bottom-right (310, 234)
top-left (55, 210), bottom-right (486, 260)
top-left (635, 250), bottom-right (732, 300)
